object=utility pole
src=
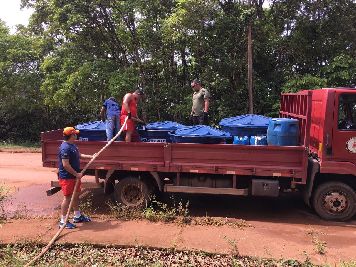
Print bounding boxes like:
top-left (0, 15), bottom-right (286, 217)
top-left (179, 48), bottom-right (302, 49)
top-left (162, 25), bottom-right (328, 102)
top-left (247, 0), bottom-right (254, 114)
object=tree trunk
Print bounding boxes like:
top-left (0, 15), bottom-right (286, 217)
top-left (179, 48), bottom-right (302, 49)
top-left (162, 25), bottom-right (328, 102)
top-left (247, 22), bottom-right (254, 114)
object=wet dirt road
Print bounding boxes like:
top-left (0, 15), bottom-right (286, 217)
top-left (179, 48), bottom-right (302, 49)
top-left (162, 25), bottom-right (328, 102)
top-left (0, 152), bottom-right (356, 265)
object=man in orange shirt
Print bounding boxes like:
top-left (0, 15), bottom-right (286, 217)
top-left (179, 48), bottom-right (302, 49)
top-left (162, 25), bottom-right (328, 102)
top-left (120, 88), bottom-right (145, 142)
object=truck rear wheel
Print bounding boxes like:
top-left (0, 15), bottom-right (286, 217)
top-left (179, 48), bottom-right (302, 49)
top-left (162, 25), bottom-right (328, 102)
top-left (114, 177), bottom-right (151, 208)
top-left (313, 182), bottom-right (356, 221)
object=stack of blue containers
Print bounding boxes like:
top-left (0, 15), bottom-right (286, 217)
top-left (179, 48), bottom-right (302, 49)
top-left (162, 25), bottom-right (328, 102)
top-left (75, 121), bottom-right (106, 141)
top-left (138, 121), bottom-right (185, 143)
top-left (219, 114), bottom-right (270, 145)
top-left (170, 125), bottom-right (231, 144)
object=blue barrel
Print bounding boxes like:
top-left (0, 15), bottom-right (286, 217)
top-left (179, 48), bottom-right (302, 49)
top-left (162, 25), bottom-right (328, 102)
top-left (219, 114), bottom-right (271, 137)
top-left (170, 125), bottom-right (231, 144)
top-left (138, 121), bottom-right (185, 143)
top-left (76, 121), bottom-right (106, 141)
top-left (233, 136), bottom-right (250, 145)
top-left (250, 135), bottom-right (268, 145)
top-left (267, 118), bottom-right (299, 146)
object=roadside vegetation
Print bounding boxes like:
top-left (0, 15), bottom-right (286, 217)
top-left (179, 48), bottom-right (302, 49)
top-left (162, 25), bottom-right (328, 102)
top-left (106, 197), bottom-right (251, 228)
top-left (306, 228), bottom-right (327, 255)
top-left (0, 184), bottom-right (8, 225)
top-left (0, 243), bottom-right (321, 267)
top-left (0, 141), bottom-right (41, 153)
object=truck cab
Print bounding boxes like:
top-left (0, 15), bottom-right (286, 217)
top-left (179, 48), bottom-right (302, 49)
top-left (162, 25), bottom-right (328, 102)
top-left (283, 88), bottom-right (356, 221)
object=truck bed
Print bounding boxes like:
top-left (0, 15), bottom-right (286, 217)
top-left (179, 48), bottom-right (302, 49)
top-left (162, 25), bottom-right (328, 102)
top-left (42, 133), bottom-right (308, 183)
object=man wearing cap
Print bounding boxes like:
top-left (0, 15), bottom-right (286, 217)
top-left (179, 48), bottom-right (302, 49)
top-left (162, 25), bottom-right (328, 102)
top-left (190, 79), bottom-right (210, 125)
top-left (120, 88), bottom-right (145, 142)
top-left (58, 127), bottom-right (94, 229)
top-left (100, 96), bottom-right (121, 141)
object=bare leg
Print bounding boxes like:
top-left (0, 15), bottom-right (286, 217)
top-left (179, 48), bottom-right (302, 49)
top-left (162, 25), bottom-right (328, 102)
top-left (125, 130), bottom-right (133, 142)
top-left (61, 195), bottom-right (71, 217)
top-left (72, 192), bottom-right (80, 212)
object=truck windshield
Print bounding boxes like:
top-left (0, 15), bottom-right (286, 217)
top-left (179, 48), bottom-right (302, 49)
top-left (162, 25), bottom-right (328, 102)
top-left (338, 94), bottom-right (356, 130)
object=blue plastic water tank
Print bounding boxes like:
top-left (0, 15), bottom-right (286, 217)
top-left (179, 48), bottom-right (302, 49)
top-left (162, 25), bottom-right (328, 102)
top-left (76, 121), bottom-right (106, 141)
top-left (219, 114), bottom-right (271, 137)
top-left (170, 125), bottom-right (231, 144)
top-left (250, 135), bottom-right (268, 146)
top-left (139, 121), bottom-right (185, 143)
top-left (233, 136), bottom-right (250, 145)
top-left (267, 118), bottom-right (299, 146)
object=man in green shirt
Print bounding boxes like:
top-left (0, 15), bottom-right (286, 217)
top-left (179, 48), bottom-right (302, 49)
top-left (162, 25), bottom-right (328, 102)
top-left (190, 79), bottom-right (210, 125)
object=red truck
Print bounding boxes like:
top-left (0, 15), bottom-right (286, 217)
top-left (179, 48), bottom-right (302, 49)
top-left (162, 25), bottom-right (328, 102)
top-left (42, 88), bottom-right (356, 221)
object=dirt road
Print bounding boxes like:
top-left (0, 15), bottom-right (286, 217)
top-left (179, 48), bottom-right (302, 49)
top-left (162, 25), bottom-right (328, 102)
top-left (1, 152), bottom-right (356, 265)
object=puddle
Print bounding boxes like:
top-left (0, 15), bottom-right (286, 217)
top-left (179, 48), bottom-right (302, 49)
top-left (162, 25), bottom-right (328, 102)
top-left (3, 184), bottom-right (62, 217)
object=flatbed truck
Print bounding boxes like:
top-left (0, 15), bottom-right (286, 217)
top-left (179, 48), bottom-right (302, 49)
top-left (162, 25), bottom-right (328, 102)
top-left (42, 88), bottom-right (356, 221)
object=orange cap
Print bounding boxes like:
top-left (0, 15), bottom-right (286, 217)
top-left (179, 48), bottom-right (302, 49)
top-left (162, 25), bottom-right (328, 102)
top-left (63, 127), bottom-right (80, 136)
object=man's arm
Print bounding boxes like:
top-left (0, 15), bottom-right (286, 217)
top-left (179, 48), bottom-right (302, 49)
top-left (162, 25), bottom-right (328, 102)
top-left (203, 88), bottom-right (210, 113)
top-left (62, 159), bottom-right (82, 179)
top-left (204, 98), bottom-right (209, 113)
top-left (80, 153), bottom-right (94, 159)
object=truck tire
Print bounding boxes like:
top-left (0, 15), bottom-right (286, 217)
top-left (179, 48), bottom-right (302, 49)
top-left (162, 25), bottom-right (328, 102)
top-left (114, 177), bottom-right (152, 208)
top-left (313, 182), bottom-right (356, 221)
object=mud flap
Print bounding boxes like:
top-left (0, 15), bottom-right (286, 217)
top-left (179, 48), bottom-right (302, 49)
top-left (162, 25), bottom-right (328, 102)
top-left (303, 158), bottom-right (320, 207)
top-left (104, 170), bottom-right (115, 194)
top-left (46, 187), bottom-right (61, 196)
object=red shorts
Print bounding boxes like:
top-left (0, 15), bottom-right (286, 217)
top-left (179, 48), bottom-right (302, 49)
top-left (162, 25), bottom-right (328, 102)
top-left (120, 115), bottom-right (136, 132)
top-left (58, 178), bottom-right (81, 196)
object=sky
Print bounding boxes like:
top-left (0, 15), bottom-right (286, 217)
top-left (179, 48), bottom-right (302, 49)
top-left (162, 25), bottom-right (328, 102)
top-left (0, 0), bottom-right (33, 33)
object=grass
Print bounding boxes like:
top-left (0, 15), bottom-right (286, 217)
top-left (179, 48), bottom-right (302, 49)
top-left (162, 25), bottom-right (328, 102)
top-left (306, 228), bottom-right (327, 255)
top-left (339, 262), bottom-right (356, 267)
top-left (78, 192), bottom-right (97, 216)
top-left (0, 184), bottom-right (9, 224)
top-left (107, 201), bottom-right (145, 221)
top-left (107, 197), bottom-right (191, 224)
top-left (107, 197), bottom-right (251, 229)
top-left (0, 242), bottom-right (324, 267)
top-left (0, 141), bottom-right (41, 153)
top-left (192, 214), bottom-right (251, 229)
top-left (223, 235), bottom-right (240, 256)
top-left (142, 198), bottom-right (191, 224)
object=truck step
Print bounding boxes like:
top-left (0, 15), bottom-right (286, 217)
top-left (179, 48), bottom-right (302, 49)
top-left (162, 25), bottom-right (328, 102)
top-left (164, 185), bottom-right (248, 196)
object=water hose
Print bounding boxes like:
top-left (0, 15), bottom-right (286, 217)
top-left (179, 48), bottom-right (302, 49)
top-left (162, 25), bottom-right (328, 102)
top-left (25, 116), bottom-right (129, 267)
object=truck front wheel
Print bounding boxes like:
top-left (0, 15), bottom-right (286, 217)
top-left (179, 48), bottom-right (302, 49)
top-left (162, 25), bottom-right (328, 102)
top-left (313, 182), bottom-right (356, 221)
top-left (114, 177), bottom-right (152, 208)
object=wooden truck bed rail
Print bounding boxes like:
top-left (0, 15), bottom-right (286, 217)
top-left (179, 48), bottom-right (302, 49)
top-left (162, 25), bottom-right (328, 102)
top-left (42, 140), bottom-right (308, 183)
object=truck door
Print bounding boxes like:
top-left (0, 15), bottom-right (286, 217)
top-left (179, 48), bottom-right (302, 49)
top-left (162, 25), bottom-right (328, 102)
top-left (332, 92), bottom-right (356, 162)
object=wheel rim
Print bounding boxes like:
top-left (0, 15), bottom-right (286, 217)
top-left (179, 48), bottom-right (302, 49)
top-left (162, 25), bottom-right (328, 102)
top-left (121, 184), bottom-right (144, 206)
top-left (322, 191), bottom-right (348, 214)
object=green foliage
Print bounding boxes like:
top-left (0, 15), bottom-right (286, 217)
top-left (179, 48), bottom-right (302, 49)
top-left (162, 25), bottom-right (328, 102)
top-left (107, 197), bottom-right (191, 224)
top-left (324, 54), bottom-right (356, 87)
top-left (143, 198), bottom-right (190, 223)
top-left (0, 0), bottom-right (355, 142)
top-left (282, 74), bottom-right (328, 93)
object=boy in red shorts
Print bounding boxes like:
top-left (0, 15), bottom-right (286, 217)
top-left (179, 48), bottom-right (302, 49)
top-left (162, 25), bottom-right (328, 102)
top-left (120, 88), bottom-right (145, 142)
top-left (58, 127), bottom-right (94, 229)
